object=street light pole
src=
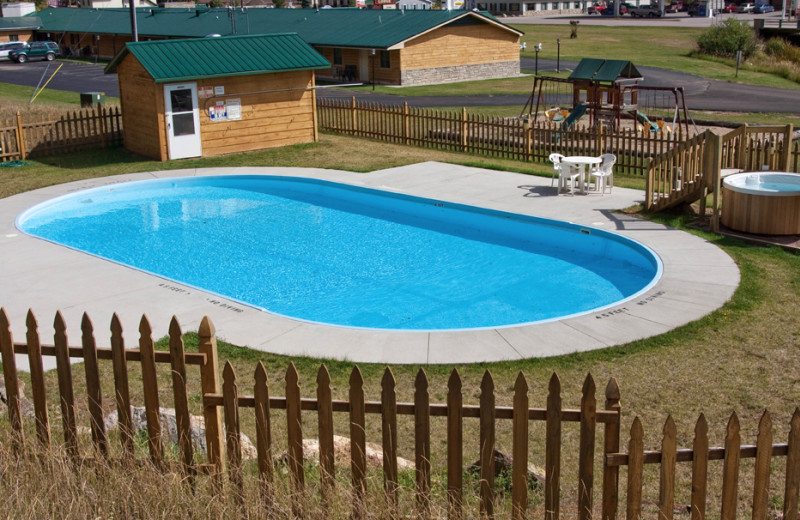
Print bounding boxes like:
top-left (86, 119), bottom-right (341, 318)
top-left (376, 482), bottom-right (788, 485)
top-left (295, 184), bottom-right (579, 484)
top-left (535, 42), bottom-right (542, 75)
top-left (557, 38), bottom-right (561, 73)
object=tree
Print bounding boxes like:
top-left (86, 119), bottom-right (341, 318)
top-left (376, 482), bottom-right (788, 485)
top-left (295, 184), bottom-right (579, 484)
top-left (696, 18), bottom-right (758, 58)
top-left (272, 0), bottom-right (286, 7)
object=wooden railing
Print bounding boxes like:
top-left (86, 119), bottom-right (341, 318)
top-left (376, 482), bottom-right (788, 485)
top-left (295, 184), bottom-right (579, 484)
top-left (0, 107), bottom-right (123, 162)
top-left (317, 97), bottom-right (684, 176)
top-left (2, 308), bottom-right (799, 518)
top-left (644, 130), bottom-right (710, 212)
top-left (720, 124), bottom-right (795, 173)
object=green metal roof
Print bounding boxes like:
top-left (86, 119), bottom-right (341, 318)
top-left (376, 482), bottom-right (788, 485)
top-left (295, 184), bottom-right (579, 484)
top-left (34, 7), bottom-right (521, 49)
top-left (0, 16), bottom-right (42, 31)
top-left (568, 58), bottom-right (643, 83)
top-left (105, 33), bottom-right (329, 82)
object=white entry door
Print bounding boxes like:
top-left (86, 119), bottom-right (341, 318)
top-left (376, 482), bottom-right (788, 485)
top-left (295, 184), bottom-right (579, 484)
top-left (359, 50), bottom-right (370, 83)
top-left (164, 83), bottom-right (202, 160)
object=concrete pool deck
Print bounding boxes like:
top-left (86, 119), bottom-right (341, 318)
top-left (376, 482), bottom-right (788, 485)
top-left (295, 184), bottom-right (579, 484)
top-left (0, 163), bottom-right (739, 365)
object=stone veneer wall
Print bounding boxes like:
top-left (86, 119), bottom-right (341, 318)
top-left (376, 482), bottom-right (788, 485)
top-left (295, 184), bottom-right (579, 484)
top-left (399, 61), bottom-right (520, 86)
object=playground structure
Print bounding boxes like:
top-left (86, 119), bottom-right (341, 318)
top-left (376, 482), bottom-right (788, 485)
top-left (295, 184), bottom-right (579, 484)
top-left (523, 58), bottom-right (691, 135)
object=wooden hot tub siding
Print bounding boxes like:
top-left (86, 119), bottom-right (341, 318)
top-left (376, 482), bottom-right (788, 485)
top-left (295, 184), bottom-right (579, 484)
top-left (722, 187), bottom-right (800, 235)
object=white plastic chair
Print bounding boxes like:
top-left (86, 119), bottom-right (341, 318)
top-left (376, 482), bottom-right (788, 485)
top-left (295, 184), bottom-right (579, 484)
top-left (548, 153), bottom-right (564, 187)
top-left (590, 153), bottom-right (616, 194)
top-left (559, 162), bottom-right (582, 195)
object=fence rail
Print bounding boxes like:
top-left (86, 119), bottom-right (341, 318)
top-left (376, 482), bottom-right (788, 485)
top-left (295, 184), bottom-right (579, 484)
top-left (0, 107), bottom-right (123, 162)
top-left (2, 309), bottom-right (799, 518)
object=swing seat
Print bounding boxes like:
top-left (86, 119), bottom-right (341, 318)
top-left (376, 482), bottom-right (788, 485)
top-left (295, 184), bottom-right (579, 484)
top-left (545, 107), bottom-right (566, 122)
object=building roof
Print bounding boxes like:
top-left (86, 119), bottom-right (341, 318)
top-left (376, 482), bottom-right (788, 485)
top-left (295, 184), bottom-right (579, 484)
top-left (104, 33), bottom-right (329, 82)
top-left (32, 7), bottom-right (521, 49)
top-left (0, 16), bottom-right (42, 32)
top-left (569, 58), bottom-right (643, 83)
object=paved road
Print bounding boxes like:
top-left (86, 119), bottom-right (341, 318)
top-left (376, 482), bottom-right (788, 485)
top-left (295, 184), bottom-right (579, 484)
top-left (2, 45), bottom-right (799, 115)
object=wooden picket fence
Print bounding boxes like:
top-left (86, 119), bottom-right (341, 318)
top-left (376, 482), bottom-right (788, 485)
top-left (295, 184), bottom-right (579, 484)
top-left (0, 107), bottom-right (123, 162)
top-left (1, 308), bottom-right (799, 519)
top-left (317, 97), bottom-right (685, 177)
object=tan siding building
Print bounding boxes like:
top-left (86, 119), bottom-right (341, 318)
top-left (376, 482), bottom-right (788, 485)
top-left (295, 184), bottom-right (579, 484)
top-left (107, 34), bottom-right (327, 161)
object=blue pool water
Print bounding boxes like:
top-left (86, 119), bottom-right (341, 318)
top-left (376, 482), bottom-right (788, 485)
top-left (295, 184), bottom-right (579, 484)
top-left (17, 175), bottom-right (661, 330)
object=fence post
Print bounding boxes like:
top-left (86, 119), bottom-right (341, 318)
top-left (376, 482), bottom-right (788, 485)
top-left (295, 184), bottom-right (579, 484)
top-left (578, 374), bottom-right (597, 520)
top-left (26, 310), bottom-right (50, 449)
top-left (403, 102), bottom-right (410, 146)
top-left (0, 308), bottom-right (24, 453)
top-left (286, 362), bottom-right (305, 518)
top-left (15, 112), bottom-right (26, 160)
top-left (223, 362), bottom-right (243, 504)
top-left (512, 372), bottom-right (529, 520)
top-left (350, 366), bottom-right (367, 520)
top-left (460, 107), bottom-right (468, 152)
top-left (82, 313), bottom-right (108, 459)
top-left (198, 316), bottom-right (224, 487)
top-left (780, 124), bottom-right (795, 171)
top-left (602, 378), bottom-right (621, 520)
top-left (706, 131), bottom-right (723, 233)
top-left (447, 369), bottom-right (463, 520)
top-left (415, 368), bottom-right (431, 520)
top-left (351, 96), bottom-right (357, 136)
top-left (479, 370), bottom-right (496, 519)
top-left (53, 312), bottom-right (78, 463)
top-left (523, 120), bottom-right (531, 161)
top-left (736, 123), bottom-right (749, 171)
top-left (785, 409), bottom-right (800, 520)
top-left (545, 373), bottom-right (562, 520)
top-left (382, 367), bottom-right (399, 520)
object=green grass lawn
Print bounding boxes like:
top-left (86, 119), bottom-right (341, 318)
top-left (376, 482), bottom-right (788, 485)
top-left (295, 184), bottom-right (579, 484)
top-left (1, 136), bottom-right (799, 517)
top-left (1, 56), bottom-right (799, 516)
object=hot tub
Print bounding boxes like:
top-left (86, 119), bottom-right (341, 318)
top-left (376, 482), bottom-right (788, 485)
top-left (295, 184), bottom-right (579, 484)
top-left (722, 172), bottom-right (800, 235)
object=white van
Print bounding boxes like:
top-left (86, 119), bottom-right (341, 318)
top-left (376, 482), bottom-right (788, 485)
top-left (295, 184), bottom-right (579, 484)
top-left (0, 41), bottom-right (26, 60)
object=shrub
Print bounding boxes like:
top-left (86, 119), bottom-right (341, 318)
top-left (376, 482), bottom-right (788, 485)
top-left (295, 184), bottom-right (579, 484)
top-left (696, 18), bottom-right (758, 58)
top-left (764, 37), bottom-right (800, 64)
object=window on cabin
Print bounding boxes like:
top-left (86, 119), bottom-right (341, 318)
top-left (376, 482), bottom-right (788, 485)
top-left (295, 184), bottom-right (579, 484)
top-left (333, 48), bottom-right (342, 65)
top-left (9, 34), bottom-right (19, 41)
top-left (380, 50), bottom-right (390, 68)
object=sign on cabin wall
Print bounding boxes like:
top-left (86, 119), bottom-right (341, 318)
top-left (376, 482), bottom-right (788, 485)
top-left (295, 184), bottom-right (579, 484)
top-left (226, 99), bottom-right (242, 121)
top-left (208, 98), bottom-right (243, 122)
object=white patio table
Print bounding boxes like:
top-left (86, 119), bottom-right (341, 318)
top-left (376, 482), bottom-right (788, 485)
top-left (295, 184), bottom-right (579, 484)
top-left (561, 156), bottom-right (602, 193)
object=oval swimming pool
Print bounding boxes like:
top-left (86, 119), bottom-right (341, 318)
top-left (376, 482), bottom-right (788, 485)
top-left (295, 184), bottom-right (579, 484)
top-left (16, 175), bottom-right (662, 331)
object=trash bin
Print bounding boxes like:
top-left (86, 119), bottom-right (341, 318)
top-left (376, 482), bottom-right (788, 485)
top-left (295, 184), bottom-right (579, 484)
top-left (80, 92), bottom-right (105, 108)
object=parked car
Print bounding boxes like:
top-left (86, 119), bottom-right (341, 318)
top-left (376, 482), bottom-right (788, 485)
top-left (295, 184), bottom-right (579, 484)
top-left (0, 41), bottom-right (26, 61)
top-left (687, 3), bottom-right (709, 15)
top-left (629, 4), bottom-right (664, 16)
top-left (720, 3), bottom-right (738, 12)
top-left (588, 3), bottom-right (605, 13)
top-left (664, 1), bottom-right (683, 12)
top-left (753, 3), bottom-right (774, 12)
top-left (736, 2), bottom-right (755, 12)
top-left (8, 41), bottom-right (60, 63)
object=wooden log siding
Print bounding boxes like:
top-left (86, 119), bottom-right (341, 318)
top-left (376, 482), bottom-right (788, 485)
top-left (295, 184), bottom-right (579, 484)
top-left (317, 97), bottom-right (684, 176)
top-left (0, 108), bottom-right (123, 162)
top-left (3, 308), bottom-right (800, 519)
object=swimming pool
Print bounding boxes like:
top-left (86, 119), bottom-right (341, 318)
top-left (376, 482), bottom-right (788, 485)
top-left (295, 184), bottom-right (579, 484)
top-left (16, 175), bottom-right (662, 331)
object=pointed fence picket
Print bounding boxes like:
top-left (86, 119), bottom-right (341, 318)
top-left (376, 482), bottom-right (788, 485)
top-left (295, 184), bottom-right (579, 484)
top-left (1, 308), bottom-right (799, 519)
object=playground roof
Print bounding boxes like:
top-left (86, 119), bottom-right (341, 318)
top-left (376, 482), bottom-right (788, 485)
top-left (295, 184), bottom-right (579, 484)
top-left (569, 58), bottom-right (643, 83)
